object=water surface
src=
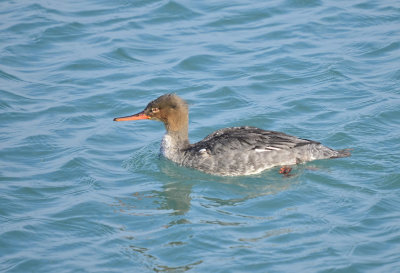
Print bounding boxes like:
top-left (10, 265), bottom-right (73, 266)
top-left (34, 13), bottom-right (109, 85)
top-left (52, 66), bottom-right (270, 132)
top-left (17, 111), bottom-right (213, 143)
top-left (1, 0), bottom-right (400, 272)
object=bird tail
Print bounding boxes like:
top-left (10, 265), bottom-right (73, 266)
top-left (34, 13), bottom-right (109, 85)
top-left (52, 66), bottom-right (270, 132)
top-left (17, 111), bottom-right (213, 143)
top-left (331, 148), bottom-right (352, 158)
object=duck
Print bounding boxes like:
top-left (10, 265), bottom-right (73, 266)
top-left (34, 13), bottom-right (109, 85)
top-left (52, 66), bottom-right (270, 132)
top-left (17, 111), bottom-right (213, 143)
top-left (114, 94), bottom-right (350, 176)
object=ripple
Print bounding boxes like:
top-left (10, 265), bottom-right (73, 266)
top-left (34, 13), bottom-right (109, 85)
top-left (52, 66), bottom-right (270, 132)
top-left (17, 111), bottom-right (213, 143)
top-left (175, 54), bottom-right (221, 71)
top-left (1, 0), bottom-right (400, 272)
top-left (361, 41), bottom-right (400, 58)
top-left (0, 68), bottom-right (22, 82)
top-left (122, 142), bottom-right (160, 175)
top-left (102, 47), bottom-right (144, 64)
top-left (144, 0), bottom-right (201, 24)
top-left (61, 58), bottom-right (111, 71)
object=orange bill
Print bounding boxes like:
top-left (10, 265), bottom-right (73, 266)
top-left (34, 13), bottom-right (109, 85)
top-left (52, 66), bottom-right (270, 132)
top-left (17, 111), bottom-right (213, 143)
top-left (113, 111), bottom-right (150, 122)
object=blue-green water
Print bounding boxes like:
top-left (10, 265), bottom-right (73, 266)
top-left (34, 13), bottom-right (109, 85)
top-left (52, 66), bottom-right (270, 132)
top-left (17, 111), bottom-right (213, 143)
top-left (1, 0), bottom-right (400, 272)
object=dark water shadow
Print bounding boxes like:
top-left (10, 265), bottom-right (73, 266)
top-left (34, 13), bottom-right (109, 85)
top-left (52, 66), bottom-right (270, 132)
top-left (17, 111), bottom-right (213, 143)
top-left (154, 156), bottom-right (307, 214)
top-left (116, 140), bottom-right (316, 218)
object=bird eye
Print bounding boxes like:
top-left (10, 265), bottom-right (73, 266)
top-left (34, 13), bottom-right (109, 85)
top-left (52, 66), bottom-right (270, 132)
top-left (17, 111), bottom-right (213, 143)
top-left (151, 107), bottom-right (159, 113)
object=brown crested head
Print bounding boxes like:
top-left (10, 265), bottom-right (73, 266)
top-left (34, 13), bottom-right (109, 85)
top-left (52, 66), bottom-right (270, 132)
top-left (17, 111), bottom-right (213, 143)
top-left (145, 93), bottom-right (188, 132)
top-left (114, 93), bottom-right (189, 133)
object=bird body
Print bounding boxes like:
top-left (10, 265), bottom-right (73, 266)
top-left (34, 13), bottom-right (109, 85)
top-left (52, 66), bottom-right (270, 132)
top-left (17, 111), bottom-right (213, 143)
top-left (114, 94), bottom-right (350, 176)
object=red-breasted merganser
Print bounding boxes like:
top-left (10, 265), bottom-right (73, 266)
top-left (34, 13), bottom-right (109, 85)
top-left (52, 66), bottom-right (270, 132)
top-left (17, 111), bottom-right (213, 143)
top-left (114, 94), bottom-right (351, 176)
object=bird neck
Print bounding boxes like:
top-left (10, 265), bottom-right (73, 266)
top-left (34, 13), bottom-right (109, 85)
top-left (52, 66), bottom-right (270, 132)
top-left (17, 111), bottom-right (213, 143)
top-left (161, 129), bottom-right (190, 163)
top-left (164, 127), bottom-right (190, 149)
top-left (160, 108), bottom-right (191, 163)
top-left (163, 109), bottom-right (190, 148)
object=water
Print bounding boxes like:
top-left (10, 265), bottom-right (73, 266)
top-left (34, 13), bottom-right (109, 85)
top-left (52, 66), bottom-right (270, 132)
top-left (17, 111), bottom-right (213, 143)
top-left (1, 0), bottom-right (400, 272)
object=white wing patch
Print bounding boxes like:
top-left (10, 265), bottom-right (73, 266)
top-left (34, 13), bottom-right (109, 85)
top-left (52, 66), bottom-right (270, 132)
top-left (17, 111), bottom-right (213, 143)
top-left (265, 146), bottom-right (281, 151)
top-left (198, 148), bottom-right (210, 158)
top-left (255, 146), bottom-right (281, 152)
